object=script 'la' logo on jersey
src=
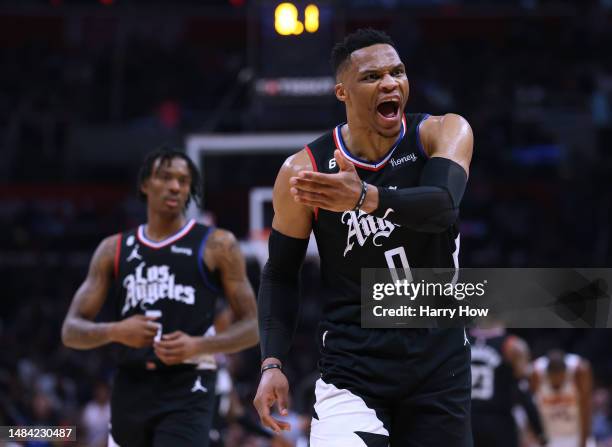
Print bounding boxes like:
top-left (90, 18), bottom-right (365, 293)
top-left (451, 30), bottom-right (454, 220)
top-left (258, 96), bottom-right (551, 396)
top-left (121, 262), bottom-right (196, 314)
top-left (341, 209), bottom-right (397, 257)
top-left (126, 244), bottom-right (142, 262)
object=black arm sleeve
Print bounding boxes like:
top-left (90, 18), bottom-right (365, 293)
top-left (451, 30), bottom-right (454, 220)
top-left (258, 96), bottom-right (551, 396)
top-left (371, 156), bottom-right (468, 232)
top-left (258, 229), bottom-right (309, 363)
top-left (516, 379), bottom-right (547, 442)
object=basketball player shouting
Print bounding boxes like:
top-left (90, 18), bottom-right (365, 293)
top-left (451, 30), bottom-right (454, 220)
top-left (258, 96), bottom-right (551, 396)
top-left (62, 148), bottom-right (258, 447)
top-left (254, 29), bottom-right (474, 446)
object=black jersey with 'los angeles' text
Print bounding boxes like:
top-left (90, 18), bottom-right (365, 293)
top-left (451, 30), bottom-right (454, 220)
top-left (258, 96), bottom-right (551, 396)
top-left (306, 113), bottom-right (460, 325)
top-left (113, 219), bottom-right (221, 370)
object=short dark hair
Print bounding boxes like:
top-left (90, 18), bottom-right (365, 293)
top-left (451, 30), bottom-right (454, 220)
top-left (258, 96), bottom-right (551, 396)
top-left (547, 349), bottom-right (567, 374)
top-left (137, 147), bottom-right (202, 210)
top-left (331, 28), bottom-right (396, 76)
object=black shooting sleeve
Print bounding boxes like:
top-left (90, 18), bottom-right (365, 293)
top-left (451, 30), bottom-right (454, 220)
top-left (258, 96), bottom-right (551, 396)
top-left (258, 229), bottom-right (309, 364)
top-left (516, 379), bottom-right (547, 443)
top-left (371, 156), bottom-right (468, 232)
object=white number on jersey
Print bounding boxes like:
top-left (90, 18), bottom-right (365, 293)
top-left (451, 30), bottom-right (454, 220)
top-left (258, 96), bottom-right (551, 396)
top-left (384, 246), bottom-right (413, 283)
top-left (471, 364), bottom-right (495, 400)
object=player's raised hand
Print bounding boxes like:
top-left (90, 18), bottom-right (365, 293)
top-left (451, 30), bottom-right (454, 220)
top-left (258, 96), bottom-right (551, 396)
top-left (290, 149), bottom-right (363, 212)
top-left (153, 330), bottom-right (199, 365)
top-left (110, 314), bottom-right (160, 348)
top-left (253, 368), bottom-right (292, 434)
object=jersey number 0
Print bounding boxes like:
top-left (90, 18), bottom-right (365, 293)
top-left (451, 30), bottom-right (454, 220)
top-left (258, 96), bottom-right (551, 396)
top-left (384, 246), bottom-right (413, 283)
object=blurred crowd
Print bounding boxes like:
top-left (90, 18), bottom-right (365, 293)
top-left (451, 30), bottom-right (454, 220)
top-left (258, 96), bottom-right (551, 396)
top-left (2, 0), bottom-right (612, 445)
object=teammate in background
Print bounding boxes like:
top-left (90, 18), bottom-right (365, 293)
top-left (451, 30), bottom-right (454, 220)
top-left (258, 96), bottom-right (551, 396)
top-left (61, 148), bottom-right (259, 447)
top-left (254, 29), bottom-right (473, 445)
top-left (470, 324), bottom-right (546, 447)
top-left (531, 350), bottom-right (594, 447)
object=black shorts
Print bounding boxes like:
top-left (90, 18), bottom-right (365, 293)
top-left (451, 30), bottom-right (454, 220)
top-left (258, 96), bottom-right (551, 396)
top-left (311, 324), bottom-right (472, 447)
top-left (471, 412), bottom-right (517, 447)
top-left (110, 367), bottom-right (216, 447)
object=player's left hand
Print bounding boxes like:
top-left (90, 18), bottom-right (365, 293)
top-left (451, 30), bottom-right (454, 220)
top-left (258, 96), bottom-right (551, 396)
top-left (153, 330), bottom-right (199, 365)
top-left (290, 149), bottom-right (362, 212)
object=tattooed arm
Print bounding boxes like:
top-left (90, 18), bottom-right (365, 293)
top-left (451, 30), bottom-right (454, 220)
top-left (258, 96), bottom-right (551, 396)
top-left (201, 229), bottom-right (259, 352)
top-left (62, 235), bottom-right (160, 350)
top-left (154, 229), bottom-right (258, 364)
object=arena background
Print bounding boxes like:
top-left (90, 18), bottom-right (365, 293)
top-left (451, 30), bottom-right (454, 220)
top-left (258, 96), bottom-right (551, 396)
top-left (1, 0), bottom-right (612, 445)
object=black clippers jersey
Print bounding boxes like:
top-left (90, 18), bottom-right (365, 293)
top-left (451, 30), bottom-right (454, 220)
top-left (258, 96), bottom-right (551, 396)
top-left (307, 113), bottom-right (460, 325)
top-left (470, 331), bottom-right (516, 413)
top-left (113, 219), bottom-right (221, 369)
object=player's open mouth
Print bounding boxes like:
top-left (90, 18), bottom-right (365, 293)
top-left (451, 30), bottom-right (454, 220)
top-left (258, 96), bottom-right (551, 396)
top-left (376, 100), bottom-right (400, 122)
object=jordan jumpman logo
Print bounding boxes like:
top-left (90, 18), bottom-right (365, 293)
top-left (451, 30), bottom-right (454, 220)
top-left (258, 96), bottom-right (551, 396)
top-left (191, 376), bottom-right (208, 393)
